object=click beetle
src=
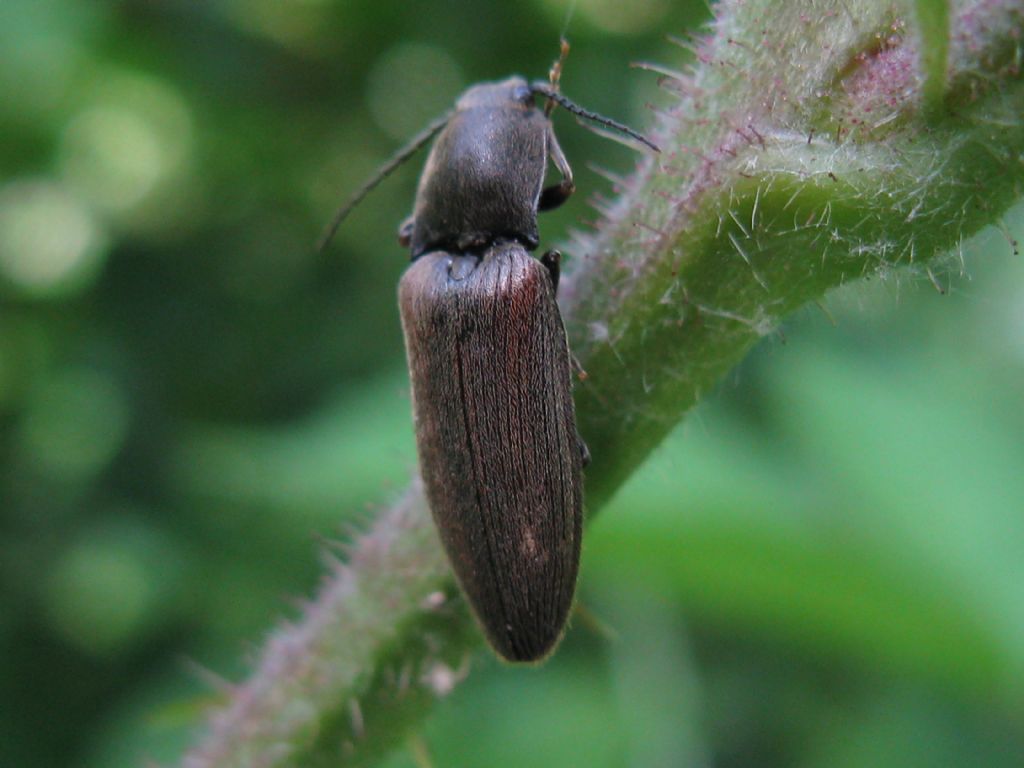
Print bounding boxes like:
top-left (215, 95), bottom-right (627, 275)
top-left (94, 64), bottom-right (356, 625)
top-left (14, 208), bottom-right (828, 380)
top-left (321, 56), bottom-right (656, 662)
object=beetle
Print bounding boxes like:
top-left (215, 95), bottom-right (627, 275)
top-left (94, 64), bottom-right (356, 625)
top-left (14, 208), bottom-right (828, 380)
top-left (321, 65), bottom-right (657, 662)
top-left (399, 242), bottom-right (583, 661)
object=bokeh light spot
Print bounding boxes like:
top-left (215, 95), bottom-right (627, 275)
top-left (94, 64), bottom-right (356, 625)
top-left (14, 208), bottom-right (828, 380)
top-left (61, 107), bottom-right (166, 211)
top-left (0, 0), bottom-right (107, 122)
top-left (367, 43), bottom-right (464, 142)
top-left (20, 367), bottom-right (129, 482)
top-left (0, 179), bottom-right (108, 298)
top-left (58, 70), bottom-right (194, 219)
top-left (44, 524), bottom-right (165, 657)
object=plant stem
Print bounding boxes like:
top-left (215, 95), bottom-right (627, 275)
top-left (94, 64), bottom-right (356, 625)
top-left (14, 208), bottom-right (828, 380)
top-left (179, 1), bottom-right (1024, 765)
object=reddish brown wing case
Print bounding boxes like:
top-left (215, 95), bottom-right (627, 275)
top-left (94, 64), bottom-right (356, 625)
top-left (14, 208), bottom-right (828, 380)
top-left (398, 242), bottom-right (583, 662)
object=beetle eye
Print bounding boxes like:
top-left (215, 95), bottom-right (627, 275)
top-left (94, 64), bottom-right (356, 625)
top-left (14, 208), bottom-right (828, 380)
top-left (513, 85), bottom-right (534, 105)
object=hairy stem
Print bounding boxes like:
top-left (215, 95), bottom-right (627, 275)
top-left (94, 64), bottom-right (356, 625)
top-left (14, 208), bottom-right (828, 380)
top-left (179, 1), bottom-right (1024, 765)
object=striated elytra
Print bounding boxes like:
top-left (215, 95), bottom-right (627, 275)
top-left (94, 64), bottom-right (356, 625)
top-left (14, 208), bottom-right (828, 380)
top-left (399, 243), bottom-right (584, 661)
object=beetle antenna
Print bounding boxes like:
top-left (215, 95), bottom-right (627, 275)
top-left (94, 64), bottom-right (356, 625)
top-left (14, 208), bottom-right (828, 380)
top-left (317, 112), bottom-right (451, 252)
top-left (545, 38), bottom-right (571, 117)
top-left (530, 83), bottom-right (660, 153)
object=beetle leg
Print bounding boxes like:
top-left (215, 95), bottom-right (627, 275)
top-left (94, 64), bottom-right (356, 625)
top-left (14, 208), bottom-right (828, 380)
top-left (569, 352), bottom-right (587, 381)
top-left (538, 126), bottom-right (575, 211)
top-left (540, 249), bottom-right (561, 293)
top-left (398, 216), bottom-right (414, 248)
top-left (577, 434), bottom-right (591, 468)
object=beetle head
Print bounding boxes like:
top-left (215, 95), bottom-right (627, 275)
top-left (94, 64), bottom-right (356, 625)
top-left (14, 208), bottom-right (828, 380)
top-left (455, 77), bottom-right (536, 112)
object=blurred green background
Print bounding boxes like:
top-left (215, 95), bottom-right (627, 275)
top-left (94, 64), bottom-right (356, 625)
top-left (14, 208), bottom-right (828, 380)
top-left (1, 1), bottom-right (1023, 766)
